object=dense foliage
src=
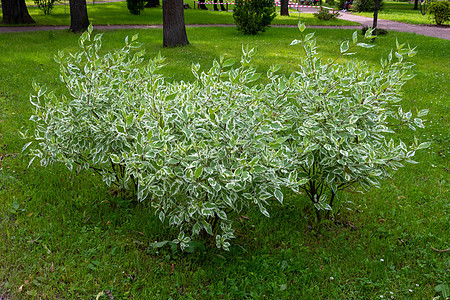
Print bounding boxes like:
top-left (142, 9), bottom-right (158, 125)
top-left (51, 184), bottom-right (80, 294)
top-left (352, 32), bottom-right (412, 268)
top-left (314, 8), bottom-right (340, 20)
top-left (33, 0), bottom-right (57, 15)
top-left (352, 0), bottom-right (384, 12)
top-left (428, 0), bottom-right (450, 25)
top-left (127, 0), bottom-right (145, 15)
top-left (233, 0), bottom-right (276, 34)
top-left (25, 24), bottom-right (429, 250)
top-left (274, 25), bottom-right (428, 218)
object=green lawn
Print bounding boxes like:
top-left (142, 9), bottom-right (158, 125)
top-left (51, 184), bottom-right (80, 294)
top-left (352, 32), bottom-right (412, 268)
top-left (354, 1), bottom-right (435, 25)
top-left (0, 27), bottom-right (449, 299)
top-left (1, 0), bottom-right (357, 26)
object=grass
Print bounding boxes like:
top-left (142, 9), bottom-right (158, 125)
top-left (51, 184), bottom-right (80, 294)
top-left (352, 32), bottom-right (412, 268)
top-left (353, 1), bottom-right (436, 25)
top-left (0, 27), bottom-right (449, 299)
top-left (1, 0), bottom-right (358, 26)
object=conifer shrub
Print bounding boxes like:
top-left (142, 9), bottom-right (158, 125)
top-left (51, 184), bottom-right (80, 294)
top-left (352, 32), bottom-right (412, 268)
top-left (127, 0), bottom-right (145, 15)
top-left (233, 0), bottom-right (276, 35)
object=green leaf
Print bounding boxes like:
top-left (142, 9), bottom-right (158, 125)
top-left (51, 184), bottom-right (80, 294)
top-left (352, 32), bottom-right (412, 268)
top-left (117, 126), bottom-right (125, 134)
top-left (274, 189), bottom-right (283, 203)
top-left (125, 115), bottom-right (134, 127)
top-left (357, 42), bottom-right (375, 48)
top-left (270, 121), bottom-right (283, 130)
top-left (222, 58), bottom-right (236, 68)
top-left (194, 166), bottom-right (203, 179)
top-left (167, 158), bottom-right (179, 164)
top-left (22, 141), bottom-right (32, 153)
top-left (305, 32), bottom-right (315, 41)
top-left (159, 211), bottom-right (165, 223)
top-left (352, 31), bottom-right (358, 44)
top-left (417, 142), bottom-right (431, 150)
top-left (110, 154), bottom-right (120, 164)
top-left (146, 130), bottom-right (153, 141)
top-left (202, 220), bottom-right (213, 235)
top-left (217, 210), bottom-right (227, 220)
top-left (298, 21), bottom-right (306, 33)
top-left (340, 41), bottom-right (349, 53)
top-left (258, 203), bottom-right (270, 218)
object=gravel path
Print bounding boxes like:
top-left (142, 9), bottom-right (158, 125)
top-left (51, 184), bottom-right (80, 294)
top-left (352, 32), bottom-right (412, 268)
top-left (0, 6), bottom-right (449, 39)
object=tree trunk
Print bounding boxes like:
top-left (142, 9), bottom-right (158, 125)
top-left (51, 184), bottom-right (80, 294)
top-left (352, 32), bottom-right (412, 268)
top-left (163, 0), bottom-right (189, 47)
top-left (145, 0), bottom-right (160, 7)
top-left (280, 0), bottom-right (289, 16)
top-left (1, 0), bottom-right (35, 24)
top-left (69, 0), bottom-right (90, 33)
top-left (413, 0), bottom-right (418, 10)
top-left (373, 0), bottom-right (379, 30)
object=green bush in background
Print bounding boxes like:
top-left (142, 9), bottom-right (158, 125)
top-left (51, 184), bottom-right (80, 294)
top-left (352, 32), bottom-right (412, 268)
top-left (233, 0), bottom-right (276, 34)
top-left (428, 0), bottom-right (450, 25)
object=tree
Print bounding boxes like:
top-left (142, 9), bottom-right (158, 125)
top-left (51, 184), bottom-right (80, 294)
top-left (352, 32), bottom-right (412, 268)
top-left (163, 0), bottom-right (189, 47)
top-left (69, 0), bottom-right (90, 32)
top-left (1, 0), bottom-right (35, 24)
top-left (414, 0), bottom-right (419, 10)
top-left (280, 0), bottom-right (289, 16)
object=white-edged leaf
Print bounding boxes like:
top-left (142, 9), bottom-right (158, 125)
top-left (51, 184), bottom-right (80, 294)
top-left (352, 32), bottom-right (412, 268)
top-left (274, 189), bottom-right (283, 203)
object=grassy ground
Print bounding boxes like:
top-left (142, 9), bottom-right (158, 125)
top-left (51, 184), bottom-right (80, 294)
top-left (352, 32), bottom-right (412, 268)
top-left (1, 0), bottom-right (357, 26)
top-left (353, 1), bottom-right (435, 25)
top-left (0, 27), bottom-right (449, 299)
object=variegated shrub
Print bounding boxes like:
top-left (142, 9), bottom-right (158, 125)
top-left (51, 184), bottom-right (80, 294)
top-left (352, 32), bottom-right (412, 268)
top-left (265, 24), bottom-right (429, 218)
top-left (27, 26), bottom-right (284, 250)
top-left (26, 24), bottom-right (429, 250)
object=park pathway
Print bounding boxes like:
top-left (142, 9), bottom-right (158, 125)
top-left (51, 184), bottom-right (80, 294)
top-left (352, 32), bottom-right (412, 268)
top-left (335, 10), bottom-right (450, 40)
top-left (0, 6), bottom-right (449, 40)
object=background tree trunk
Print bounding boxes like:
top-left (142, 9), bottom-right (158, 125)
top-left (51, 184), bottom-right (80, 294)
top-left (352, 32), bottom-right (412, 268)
top-left (69, 0), bottom-right (90, 33)
top-left (413, 0), bottom-right (418, 10)
top-left (163, 0), bottom-right (189, 47)
top-left (145, 0), bottom-right (160, 7)
top-left (280, 0), bottom-right (289, 16)
top-left (373, 0), bottom-right (379, 30)
top-left (1, 0), bottom-right (35, 24)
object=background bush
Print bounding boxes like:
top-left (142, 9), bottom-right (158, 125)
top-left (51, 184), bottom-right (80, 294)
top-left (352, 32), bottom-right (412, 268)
top-left (428, 1), bottom-right (450, 25)
top-left (33, 0), bottom-right (57, 14)
top-left (127, 0), bottom-right (145, 15)
top-left (233, 0), bottom-right (276, 35)
top-left (336, 0), bottom-right (347, 9)
top-left (352, 0), bottom-right (384, 12)
top-left (314, 8), bottom-right (340, 20)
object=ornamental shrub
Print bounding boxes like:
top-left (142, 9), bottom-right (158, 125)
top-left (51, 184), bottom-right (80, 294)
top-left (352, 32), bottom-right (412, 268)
top-left (26, 24), bottom-right (429, 250)
top-left (127, 0), bottom-right (145, 15)
top-left (428, 1), bottom-right (450, 25)
top-left (314, 8), bottom-right (340, 20)
top-left (352, 0), bottom-right (384, 12)
top-left (270, 25), bottom-right (429, 218)
top-left (233, 0), bottom-right (276, 35)
top-left (26, 26), bottom-right (284, 251)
